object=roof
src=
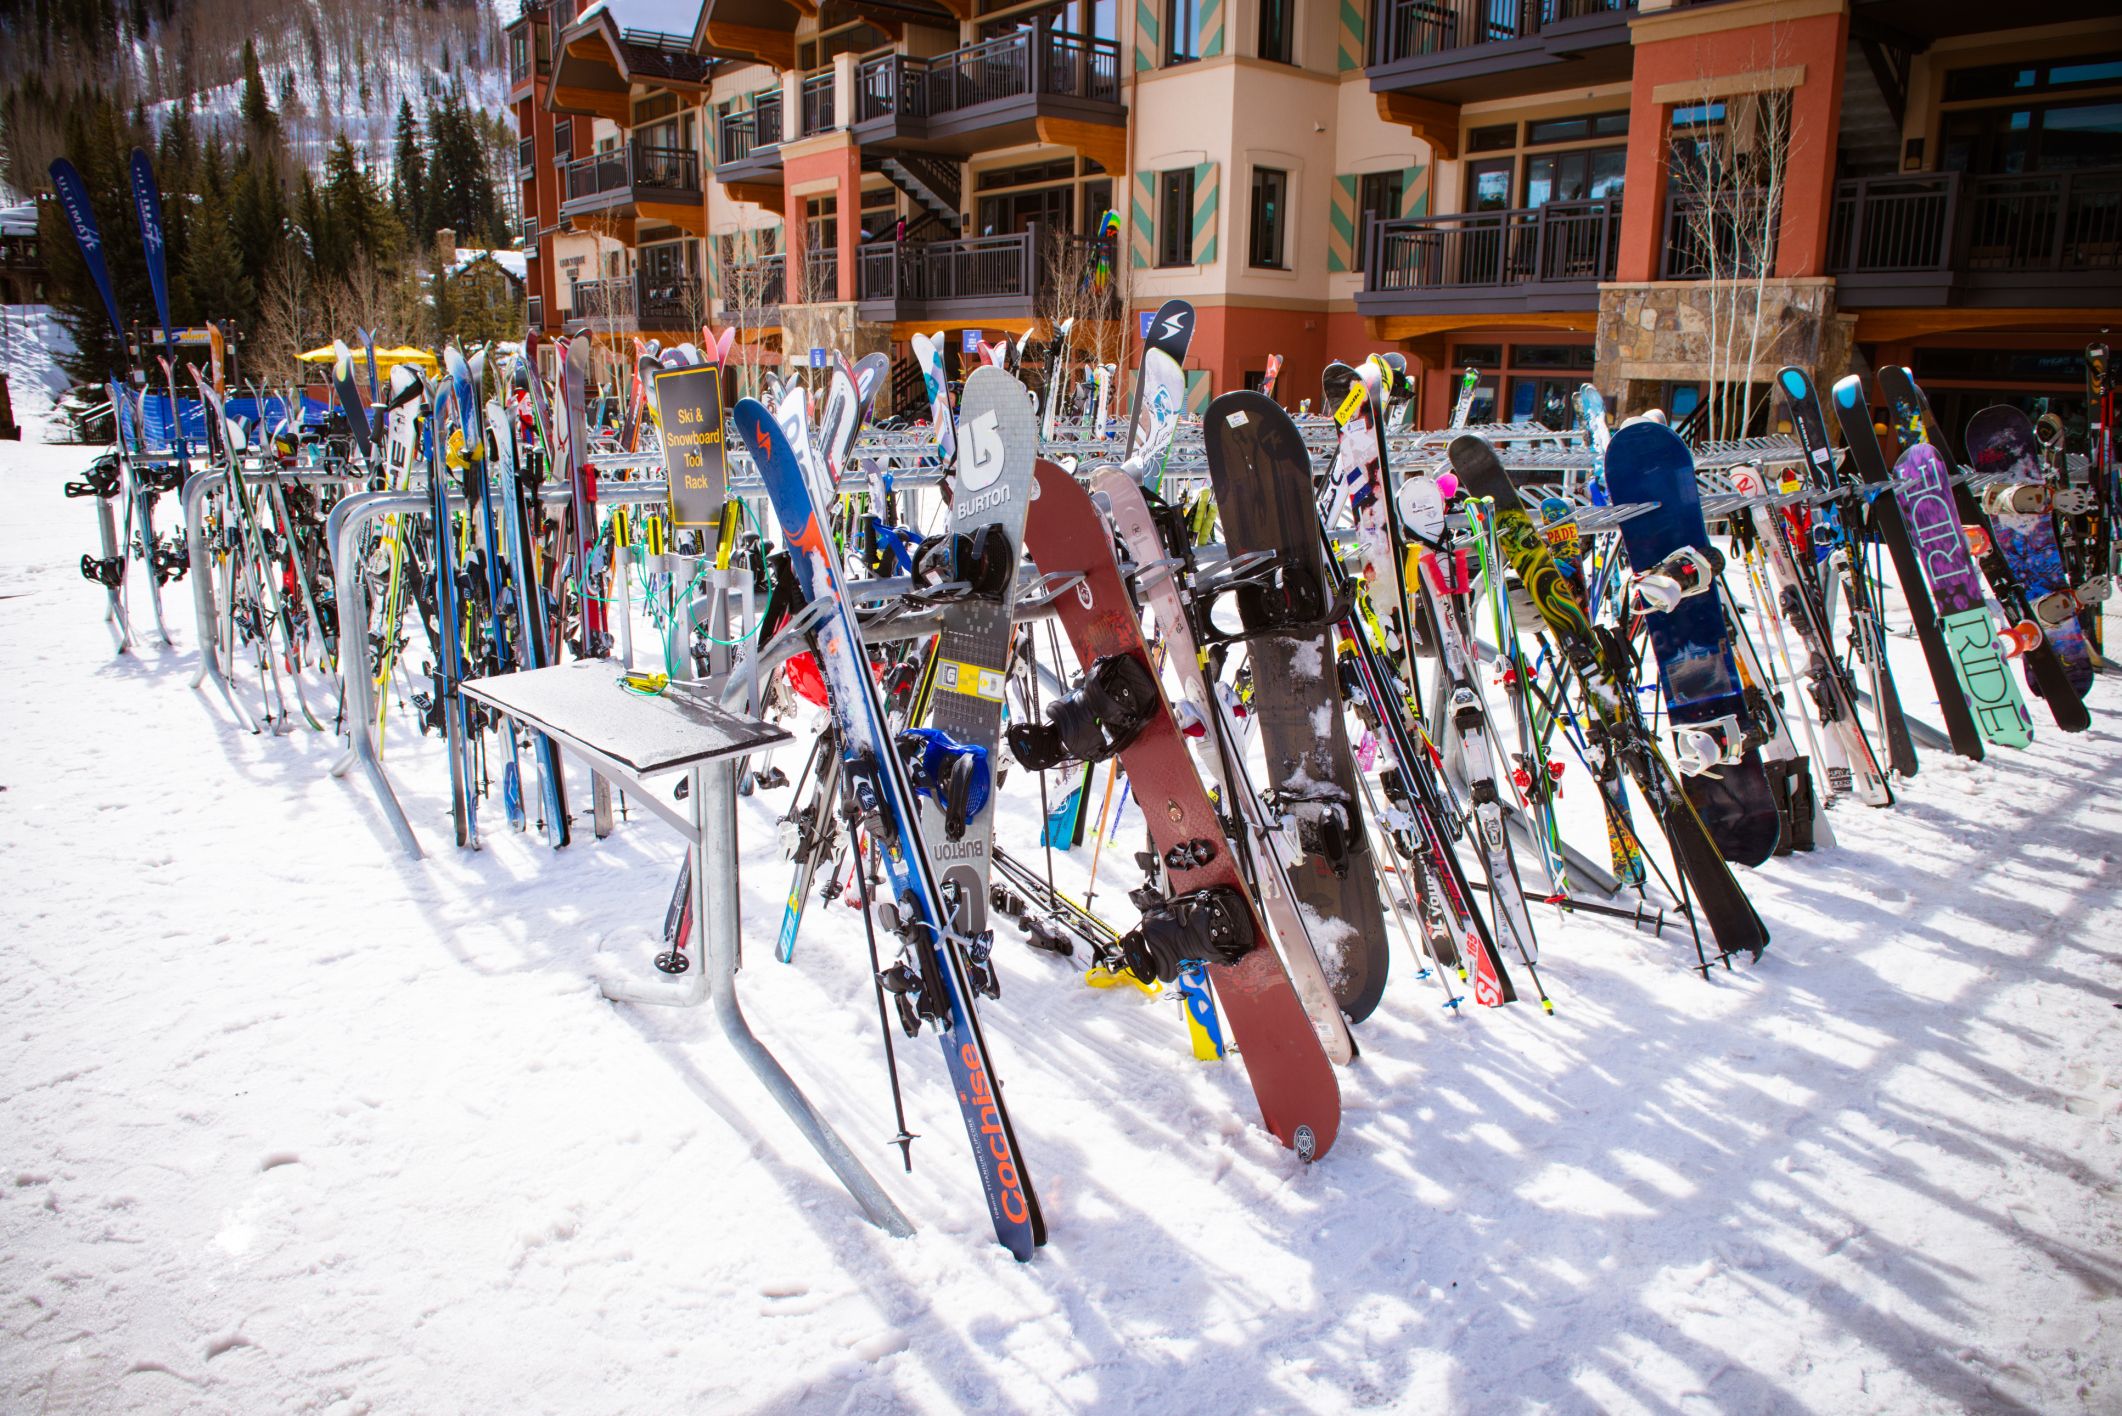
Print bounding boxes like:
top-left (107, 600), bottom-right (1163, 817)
top-left (0, 201), bottom-right (37, 237)
top-left (449, 248), bottom-right (529, 284)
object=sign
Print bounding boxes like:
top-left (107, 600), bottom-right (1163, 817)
top-left (809, 346), bottom-right (828, 368)
top-left (654, 364), bottom-right (727, 530)
top-left (1138, 310), bottom-right (1154, 339)
top-left (962, 329), bottom-right (982, 354)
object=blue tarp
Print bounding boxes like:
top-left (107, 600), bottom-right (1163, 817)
top-left (134, 393), bottom-right (328, 449)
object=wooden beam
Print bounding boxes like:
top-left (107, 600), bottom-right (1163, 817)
top-left (702, 22), bottom-right (796, 70)
top-left (722, 181), bottom-right (785, 210)
top-left (1375, 93), bottom-right (1459, 162)
top-left (549, 84), bottom-right (629, 125)
top-left (1852, 305), bottom-right (2122, 345)
top-left (1366, 311), bottom-right (1597, 341)
top-left (1035, 116), bottom-right (1127, 177)
top-left (637, 201), bottom-right (709, 237)
top-left (932, 0), bottom-right (975, 18)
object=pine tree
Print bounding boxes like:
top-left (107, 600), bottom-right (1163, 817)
top-left (391, 99), bottom-right (427, 243)
top-left (240, 39), bottom-right (273, 136)
top-left (184, 185), bottom-right (253, 323)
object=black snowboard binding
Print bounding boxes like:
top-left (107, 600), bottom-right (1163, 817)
top-left (913, 523), bottom-right (1014, 603)
top-left (1763, 757), bottom-right (1818, 854)
top-left (896, 728), bottom-right (990, 841)
top-left (1118, 886), bottom-right (1250, 984)
top-left (1006, 653), bottom-right (1158, 771)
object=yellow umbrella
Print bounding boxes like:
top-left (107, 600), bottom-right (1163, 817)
top-left (297, 344), bottom-right (441, 375)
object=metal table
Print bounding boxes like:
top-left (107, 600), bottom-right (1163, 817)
top-left (459, 659), bottom-right (913, 1239)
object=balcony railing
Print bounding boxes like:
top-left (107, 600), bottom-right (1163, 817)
top-left (563, 142), bottom-right (701, 204)
top-left (571, 276), bottom-right (635, 325)
top-left (638, 275), bottom-right (703, 327)
top-left (1367, 199), bottom-right (1621, 292)
top-left (717, 256), bottom-right (785, 318)
top-left (1827, 167), bottom-right (2122, 279)
top-left (1370, 0), bottom-right (1636, 64)
top-left (854, 27), bottom-right (1120, 123)
top-left (716, 91), bottom-right (784, 163)
top-left (800, 70), bottom-right (836, 135)
top-left (853, 227), bottom-right (1099, 314)
top-left (1658, 187), bottom-right (1779, 280)
top-left (802, 246), bottom-right (840, 300)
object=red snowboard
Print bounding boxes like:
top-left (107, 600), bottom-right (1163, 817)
top-left (1023, 460), bottom-right (1340, 1161)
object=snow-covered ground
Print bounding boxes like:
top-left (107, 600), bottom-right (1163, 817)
top-left (2, 418), bottom-right (2118, 1414)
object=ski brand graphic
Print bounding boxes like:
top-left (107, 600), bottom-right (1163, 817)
top-left (957, 1043), bottom-right (1031, 1225)
top-left (958, 409), bottom-right (1006, 492)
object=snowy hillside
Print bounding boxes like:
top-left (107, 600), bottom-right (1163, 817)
top-left (1, 421), bottom-right (2118, 1413)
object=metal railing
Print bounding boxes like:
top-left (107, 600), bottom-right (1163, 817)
top-left (1367, 199), bottom-right (1621, 291)
top-left (854, 226), bottom-right (1072, 309)
top-left (1659, 187), bottom-right (1779, 280)
top-left (638, 275), bottom-right (702, 327)
top-left (716, 91), bottom-right (783, 162)
top-left (717, 256), bottom-right (785, 316)
top-left (554, 118), bottom-right (574, 161)
top-left (1826, 167), bottom-right (2122, 276)
top-left (563, 142), bottom-right (701, 203)
top-left (518, 137), bottom-right (536, 175)
top-left (855, 27), bottom-right (1120, 123)
top-left (570, 276), bottom-right (635, 324)
top-left (803, 246), bottom-right (840, 300)
top-left (801, 70), bottom-right (836, 135)
top-left (1370, 0), bottom-right (1635, 64)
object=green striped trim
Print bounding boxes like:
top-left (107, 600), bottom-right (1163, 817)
top-left (1199, 0), bottom-right (1224, 58)
top-left (1337, 0), bottom-right (1365, 72)
top-left (1401, 165), bottom-right (1429, 219)
top-left (1130, 169), bottom-right (1156, 270)
top-left (1185, 368), bottom-right (1212, 416)
top-left (1136, 0), bottom-right (1158, 72)
top-left (1192, 161), bottom-right (1218, 267)
top-left (1327, 174), bottom-right (1357, 273)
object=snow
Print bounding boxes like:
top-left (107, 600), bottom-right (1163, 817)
top-left (0, 201), bottom-right (37, 237)
top-left (2, 305), bottom-right (76, 414)
top-left (3, 416), bottom-right (2121, 1412)
top-left (450, 247), bottom-right (528, 284)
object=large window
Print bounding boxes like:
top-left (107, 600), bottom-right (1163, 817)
top-left (1249, 167), bottom-right (1288, 269)
top-left (1158, 168), bottom-right (1196, 267)
top-left (1355, 170), bottom-right (1403, 273)
top-left (1165, 0), bottom-right (1198, 65)
top-left (1462, 111), bottom-right (1629, 212)
top-left (1942, 100), bottom-right (2122, 175)
top-left (1258, 0), bottom-right (1293, 64)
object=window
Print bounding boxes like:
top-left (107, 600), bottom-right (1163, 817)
top-left (979, 185), bottom-right (1071, 236)
top-left (1258, 0), bottom-right (1293, 64)
top-left (1523, 147), bottom-right (1626, 206)
top-left (1082, 177), bottom-right (1113, 231)
top-left (806, 195), bottom-right (837, 251)
top-left (1942, 99), bottom-right (2122, 174)
top-left (1158, 168), bottom-right (1195, 267)
top-left (1524, 111), bottom-right (1628, 145)
top-left (1465, 158), bottom-right (1512, 211)
top-left (1165, 0), bottom-right (1198, 65)
top-left (1249, 167), bottom-right (1288, 269)
top-left (1469, 124), bottom-right (1517, 153)
top-left (978, 159), bottom-right (1078, 191)
top-left (1354, 170), bottom-right (1403, 274)
top-left (1944, 54), bottom-right (2122, 102)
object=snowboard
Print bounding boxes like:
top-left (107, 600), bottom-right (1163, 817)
top-left (1201, 391), bottom-right (1392, 1025)
top-left (1891, 443), bottom-right (2034, 749)
top-left (1965, 405), bottom-right (2095, 698)
top-left (1831, 375), bottom-right (1983, 761)
top-left (1604, 422), bottom-right (1782, 867)
top-left (1452, 435), bottom-right (1768, 959)
top-left (1021, 459), bottom-right (1341, 1161)
top-left (1876, 366), bottom-right (2089, 733)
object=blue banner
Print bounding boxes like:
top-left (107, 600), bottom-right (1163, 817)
top-left (48, 158), bottom-right (126, 346)
top-left (128, 149), bottom-right (174, 346)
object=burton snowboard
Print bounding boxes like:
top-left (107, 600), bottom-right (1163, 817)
top-left (1966, 405), bottom-right (2096, 698)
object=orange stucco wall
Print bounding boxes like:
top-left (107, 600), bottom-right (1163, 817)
top-left (780, 141), bottom-right (862, 303)
top-left (1616, 6), bottom-right (1849, 284)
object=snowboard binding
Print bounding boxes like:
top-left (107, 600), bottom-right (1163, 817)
top-left (64, 458), bottom-right (124, 501)
top-left (896, 728), bottom-right (991, 841)
top-left (1118, 886), bottom-right (1250, 984)
top-left (1670, 713), bottom-right (1758, 778)
top-left (1006, 653), bottom-right (1158, 771)
top-left (913, 523), bottom-right (1015, 603)
top-left (1630, 545), bottom-right (1724, 614)
top-left (79, 554), bottom-right (125, 588)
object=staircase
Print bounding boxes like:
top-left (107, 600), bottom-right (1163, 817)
top-left (1839, 37), bottom-right (1905, 178)
top-left (870, 152), bottom-right (963, 233)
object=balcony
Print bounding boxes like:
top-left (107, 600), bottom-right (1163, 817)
top-left (520, 215), bottom-right (540, 246)
top-left (528, 296), bottom-right (545, 329)
top-left (567, 274), bottom-right (706, 331)
top-left (1368, 0), bottom-right (1636, 106)
top-left (1827, 168), bottom-right (2122, 308)
top-left (554, 118), bottom-right (574, 162)
top-left (850, 27), bottom-right (1123, 157)
top-left (518, 137), bottom-right (536, 178)
top-left (716, 257), bottom-right (785, 326)
top-left (560, 142), bottom-right (703, 228)
top-left (800, 69), bottom-right (836, 136)
top-left (853, 227), bottom-right (1106, 323)
top-left (1355, 200), bottom-right (1621, 317)
top-left (714, 90), bottom-right (785, 184)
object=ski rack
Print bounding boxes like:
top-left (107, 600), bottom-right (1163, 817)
top-left (182, 461), bottom-right (368, 732)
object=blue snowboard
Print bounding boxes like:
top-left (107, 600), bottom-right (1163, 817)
top-left (1604, 422), bottom-right (1781, 867)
